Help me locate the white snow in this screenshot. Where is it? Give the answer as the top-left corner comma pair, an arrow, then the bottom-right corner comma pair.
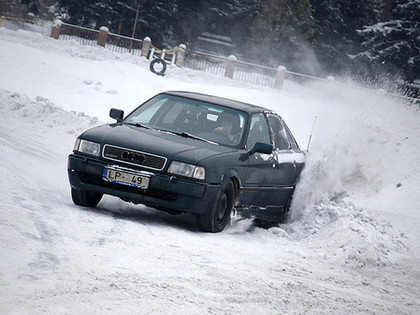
1,27 -> 420,314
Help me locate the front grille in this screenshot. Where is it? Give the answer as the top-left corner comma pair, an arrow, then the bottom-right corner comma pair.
103,145 -> 167,171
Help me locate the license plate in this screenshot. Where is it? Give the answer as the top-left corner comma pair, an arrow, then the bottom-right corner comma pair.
102,167 -> 150,189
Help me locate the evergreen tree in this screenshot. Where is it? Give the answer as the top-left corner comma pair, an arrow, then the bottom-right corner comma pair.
210,0 -> 263,54
131,0 -> 175,45
310,0 -> 381,76
53,0 -> 262,49
354,0 -> 420,84
168,0 -> 262,51
20,0 -> 40,15
247,0 -> 315,73
137,0 -> 262,49
0,0 -> 42,17
56,0 -> 177,46
56,0 -> 125,29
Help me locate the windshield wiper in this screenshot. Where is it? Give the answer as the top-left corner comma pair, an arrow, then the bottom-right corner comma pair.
125,122 -> 152,130
126,124 -> 218,145
161,130 -> 218,145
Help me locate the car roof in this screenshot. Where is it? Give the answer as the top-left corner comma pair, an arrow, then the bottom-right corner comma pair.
163,91 -> 271,114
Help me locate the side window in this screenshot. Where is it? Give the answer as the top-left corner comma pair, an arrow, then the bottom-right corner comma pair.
246,113 -> 271,149
267,114 -> 290,150
284,123 -> 299,149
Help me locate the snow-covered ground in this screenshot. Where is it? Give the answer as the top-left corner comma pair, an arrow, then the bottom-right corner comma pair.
1,28 -> 419,314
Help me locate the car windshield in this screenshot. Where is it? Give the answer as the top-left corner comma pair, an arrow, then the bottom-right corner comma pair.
124,94 -> 247,147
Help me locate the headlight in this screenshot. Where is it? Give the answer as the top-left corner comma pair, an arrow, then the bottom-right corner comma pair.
168,161 -> 206,180
74,139 -> 101,156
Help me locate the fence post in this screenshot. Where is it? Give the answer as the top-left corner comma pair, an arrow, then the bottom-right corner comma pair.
149,48 -> 155,60
224,55 -> 237,79
27,12 -> 35,22
50,20 -> 62,39
97,26 -> 108,47
141,36 -> 151,58
274,66 -> 287,89
175,44 -> 186,67
0,16 -> 6,28
170,52 -> 176,65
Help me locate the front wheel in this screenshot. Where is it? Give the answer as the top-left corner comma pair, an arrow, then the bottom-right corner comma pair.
198,180 -> 235,233
71,188 -> 103,207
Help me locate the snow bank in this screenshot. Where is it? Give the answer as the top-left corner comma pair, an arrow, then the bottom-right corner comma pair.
1,90 -> 98,131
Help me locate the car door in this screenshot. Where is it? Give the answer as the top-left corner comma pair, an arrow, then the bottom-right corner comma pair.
239,112 -> 278,207
267,113 -> 305,205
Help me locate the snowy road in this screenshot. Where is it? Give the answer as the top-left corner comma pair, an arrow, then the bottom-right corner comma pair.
1,28 -> 420,314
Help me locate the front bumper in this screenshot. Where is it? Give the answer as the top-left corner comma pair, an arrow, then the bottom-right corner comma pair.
67,154 -> 219,215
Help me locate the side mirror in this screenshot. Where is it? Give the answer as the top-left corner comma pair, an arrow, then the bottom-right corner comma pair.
240,142 -> 273,161
251,142 -> 273,155
110,108 -> 124,123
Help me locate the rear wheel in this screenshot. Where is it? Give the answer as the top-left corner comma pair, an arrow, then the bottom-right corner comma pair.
254,197 -> 292,229
71,188 -> 103,207
198,180 -> 235,233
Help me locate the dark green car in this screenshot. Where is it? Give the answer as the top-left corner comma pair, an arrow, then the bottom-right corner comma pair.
68,91 -> 305,232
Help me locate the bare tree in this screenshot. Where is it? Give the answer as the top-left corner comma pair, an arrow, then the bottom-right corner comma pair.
130,0 -> 149,50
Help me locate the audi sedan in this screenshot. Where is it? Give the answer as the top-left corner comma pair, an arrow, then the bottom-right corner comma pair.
67,91 -> 305,232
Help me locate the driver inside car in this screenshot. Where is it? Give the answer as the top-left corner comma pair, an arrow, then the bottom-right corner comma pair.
213,112 -> 241,144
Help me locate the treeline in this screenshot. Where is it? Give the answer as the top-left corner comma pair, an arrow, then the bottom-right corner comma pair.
2,0 -> 419,86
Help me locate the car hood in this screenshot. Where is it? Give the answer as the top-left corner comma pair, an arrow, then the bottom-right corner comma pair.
81,123 -> 237,165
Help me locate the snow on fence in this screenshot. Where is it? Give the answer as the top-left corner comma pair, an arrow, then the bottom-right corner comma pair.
184,51 -> 227,76
184,51 -> 303,91
234,60 -> 277,88
148,45 -> 181,65
1,16 -> 418,103
59,22 -> 99,46
0,16 -> 330,92
54,22 -> 179,63
106,32 -> 143,55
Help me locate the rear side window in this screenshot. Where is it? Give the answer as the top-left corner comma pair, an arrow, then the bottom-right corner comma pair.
284,123 -> 299,149
267,114 -> 290,150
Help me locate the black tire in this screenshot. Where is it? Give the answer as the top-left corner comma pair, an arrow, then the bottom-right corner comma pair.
149,58 -> 167,76
254,197 -> 292,229
71,188 -> 103,207
198,180 -> 235,233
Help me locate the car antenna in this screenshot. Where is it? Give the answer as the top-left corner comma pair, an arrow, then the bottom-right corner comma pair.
306,116 -> 317,151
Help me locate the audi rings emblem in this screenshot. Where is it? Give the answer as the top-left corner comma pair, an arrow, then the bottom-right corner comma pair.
122,151 -> 146,163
